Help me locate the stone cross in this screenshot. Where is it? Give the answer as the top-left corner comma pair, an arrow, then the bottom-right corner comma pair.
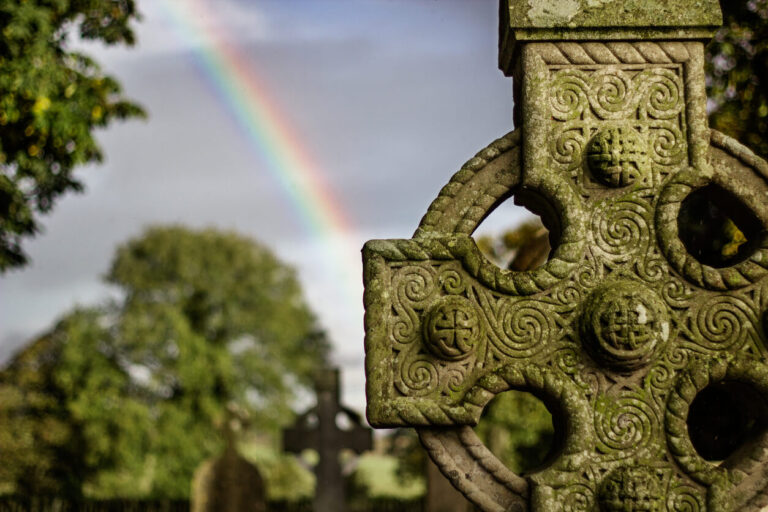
283,368 -> 372,512
363,1 -> 768,511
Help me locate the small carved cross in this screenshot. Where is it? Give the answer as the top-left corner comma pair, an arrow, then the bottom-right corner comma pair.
283,368 -> 372,512
363,1 -> 768,511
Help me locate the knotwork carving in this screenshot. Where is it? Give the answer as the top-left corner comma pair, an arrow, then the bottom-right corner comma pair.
423,295 -> 482,361
548,65 -> 686,196
598,466 -> 664,511
364,8 -> 768,510
581,281 -> 670,371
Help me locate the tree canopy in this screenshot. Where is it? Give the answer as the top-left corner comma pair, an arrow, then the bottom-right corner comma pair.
707,0 -> 768,158
0,0 -> 144,272
0,226 -> 329,498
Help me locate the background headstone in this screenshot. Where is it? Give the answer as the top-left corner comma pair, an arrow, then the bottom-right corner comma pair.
191,444 -> 266,512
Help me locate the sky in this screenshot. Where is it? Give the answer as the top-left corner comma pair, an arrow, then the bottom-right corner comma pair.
0,0 -> 531,412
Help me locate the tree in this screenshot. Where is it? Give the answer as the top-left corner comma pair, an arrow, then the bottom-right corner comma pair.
707,0 -> 768,158
0,309 -> 150,498
0,226 -> 330,498
0,0 -> 144,272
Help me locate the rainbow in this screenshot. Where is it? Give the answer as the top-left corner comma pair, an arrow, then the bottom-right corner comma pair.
156,0 -> 360,305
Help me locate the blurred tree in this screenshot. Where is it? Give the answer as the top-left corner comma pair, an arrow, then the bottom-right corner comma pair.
473,391 -> 554,474
0,0 -> 145,272
0,226 -> 329,498
707,0 -> 768,158
0,309 -> 150,498
476,220 -> 550,271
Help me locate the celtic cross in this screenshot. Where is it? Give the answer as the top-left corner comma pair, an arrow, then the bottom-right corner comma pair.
362,1 -> 768,511
283,368 -> 372,512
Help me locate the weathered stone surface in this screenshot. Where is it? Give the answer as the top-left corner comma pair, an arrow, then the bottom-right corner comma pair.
499,0 -> 723,74
363,1 -> 768,511
284,368 -> 372,512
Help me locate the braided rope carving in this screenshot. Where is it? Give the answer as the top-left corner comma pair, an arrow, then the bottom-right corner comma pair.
418,428 -> 522,512
535,41 -> 692,65
365,234 -> 580,296
414,364 -> 594,511
415,130 -> 521,237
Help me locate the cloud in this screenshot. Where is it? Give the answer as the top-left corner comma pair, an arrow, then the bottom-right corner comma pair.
0,0 -> 512,411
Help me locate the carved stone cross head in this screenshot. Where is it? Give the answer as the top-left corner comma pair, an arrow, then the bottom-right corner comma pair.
363,1 -> 768,511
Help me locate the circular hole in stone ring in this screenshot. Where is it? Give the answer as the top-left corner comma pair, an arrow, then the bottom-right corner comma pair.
655,131 -> 768,291
416,363 -> 593,512
677,184 -> 765,268
665,357 -> 768,487
687,380 -> 768,463
473,389 -> 557,475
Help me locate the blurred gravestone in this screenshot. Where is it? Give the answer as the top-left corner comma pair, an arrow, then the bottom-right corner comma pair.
192,410 -> 266,512
284,368 -> 372,512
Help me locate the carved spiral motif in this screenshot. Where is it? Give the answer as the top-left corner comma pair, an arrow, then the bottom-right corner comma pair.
692,295 -> 751,351
396,354 -> 438,397
391,265 -> 436,344
662,279 -> 694,309
589,69 -> 634,120
394,265 -> 435,305
592,199 -> 651,260
560,484 -> 595,512
423,296 -> 482,361
445,366 -> 466,392
438,265 -> 465,295
551,127 -> 586,165
648,349 -> 689,404
595,394 -> 657,453
550,71 -> 589,121
649,125 -> 685,166
639,69 -> 683,120
496,299 -> 552,355
553,346 -> 581,375
577,258 -> 602,289
553,283 -> 581,309
636,254 -> 666,284
667,485 -> 704,512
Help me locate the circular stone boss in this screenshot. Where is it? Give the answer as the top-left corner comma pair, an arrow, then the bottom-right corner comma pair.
586,126 -> 649,187
598,466 -> 663,512
580,281 -> 670,371
422,295 -> 482,361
